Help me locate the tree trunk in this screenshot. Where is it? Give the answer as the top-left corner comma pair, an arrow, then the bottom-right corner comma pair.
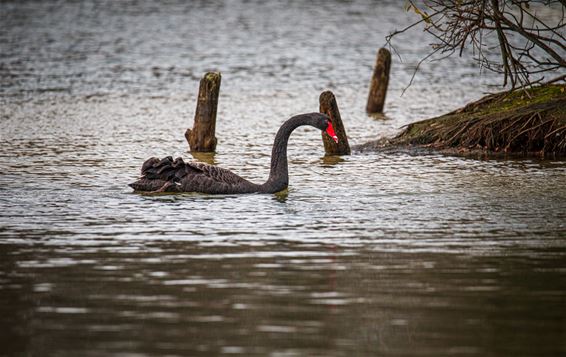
185,72 -> 221,152
320,91 -> 351,155
366,48 -> 391,114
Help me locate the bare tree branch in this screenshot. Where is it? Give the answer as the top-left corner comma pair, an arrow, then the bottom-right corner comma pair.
387,0 -> 566,90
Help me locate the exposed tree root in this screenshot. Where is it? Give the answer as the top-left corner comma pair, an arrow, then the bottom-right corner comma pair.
388,84 -> 566,157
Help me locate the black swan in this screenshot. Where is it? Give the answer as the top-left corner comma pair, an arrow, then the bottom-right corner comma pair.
129,112 -> 338,194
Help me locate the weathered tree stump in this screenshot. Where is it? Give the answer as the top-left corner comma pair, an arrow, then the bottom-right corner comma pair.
366,48 -> 391,114
185,72 -> 221,152
319,91 -> 351,155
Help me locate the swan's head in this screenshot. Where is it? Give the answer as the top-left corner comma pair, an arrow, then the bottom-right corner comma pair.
310,113 -> 338,143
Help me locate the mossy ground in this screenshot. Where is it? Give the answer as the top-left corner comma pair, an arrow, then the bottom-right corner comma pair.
389,84 -> 566,157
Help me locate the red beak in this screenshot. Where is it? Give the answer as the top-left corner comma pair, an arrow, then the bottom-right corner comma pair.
326,121 -> 339,143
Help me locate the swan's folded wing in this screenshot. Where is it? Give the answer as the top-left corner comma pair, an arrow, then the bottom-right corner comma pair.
142,157 -> 191,181
187,161 -> 250,186
175,161 -> 254,194
131,156 -> 254,193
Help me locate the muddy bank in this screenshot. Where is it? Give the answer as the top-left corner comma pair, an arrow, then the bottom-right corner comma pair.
356,84 -> 566,157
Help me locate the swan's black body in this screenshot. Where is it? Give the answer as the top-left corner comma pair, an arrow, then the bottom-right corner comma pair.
129,113 -> 334,194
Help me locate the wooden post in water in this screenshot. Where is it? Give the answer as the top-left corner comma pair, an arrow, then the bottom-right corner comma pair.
366,48 -> 391,114
320,91 -> 350,155
185,72 -> 221,152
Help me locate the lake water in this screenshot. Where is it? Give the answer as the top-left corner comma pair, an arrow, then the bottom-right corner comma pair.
1,0 -> 565,356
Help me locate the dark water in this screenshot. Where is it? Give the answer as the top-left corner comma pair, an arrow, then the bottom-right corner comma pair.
1,1 -> 566,356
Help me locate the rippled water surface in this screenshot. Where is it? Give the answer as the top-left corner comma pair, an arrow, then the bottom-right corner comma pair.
1,1 -> 566,356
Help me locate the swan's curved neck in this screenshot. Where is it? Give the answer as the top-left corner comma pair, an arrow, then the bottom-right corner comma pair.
259,115 -> 319,193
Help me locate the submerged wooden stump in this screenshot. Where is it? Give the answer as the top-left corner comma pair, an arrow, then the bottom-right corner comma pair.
366,48 -> 391,114
319,91 -> 350,155
185,72 -> 221,152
